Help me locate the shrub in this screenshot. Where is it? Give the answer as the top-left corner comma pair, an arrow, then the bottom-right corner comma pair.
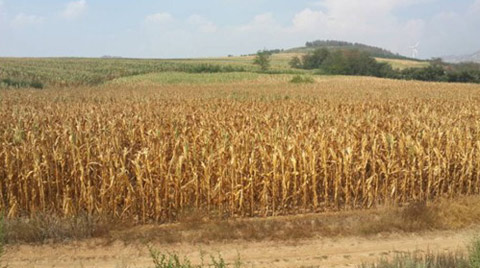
290,75 -> 315,83
400,65 -> 446,82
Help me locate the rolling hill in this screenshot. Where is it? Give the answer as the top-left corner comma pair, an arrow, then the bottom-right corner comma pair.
286,40 -> 411,60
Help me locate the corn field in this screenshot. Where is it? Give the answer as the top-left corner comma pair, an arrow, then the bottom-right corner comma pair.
0,58 -> 248,88
1,76 -> 480,223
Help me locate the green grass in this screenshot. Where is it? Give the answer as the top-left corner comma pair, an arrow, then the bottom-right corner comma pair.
110,72 -> 260,85
0,55 -> 428,89
204,53 -> 430,72
147,237 -> 480,268
360,237 -> 480,268
0,78 -> 44,89
148,246 -> 241,268
0,214 -> 6,268
469,237 -> 480,268
0,58 -> 247,88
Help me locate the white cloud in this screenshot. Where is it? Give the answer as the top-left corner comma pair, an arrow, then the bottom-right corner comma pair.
11,13 -> 44,27
144,12 -> 174,25
127,1 -> 480,58
237,13 -> 279,32
62,0 -> 87,20
291,8 -> 329,32
421,7 -> 480,57
281,0 -> 433,56
0,0 -> 6,21
472,0 -> 480,14
187,15 -> 217,33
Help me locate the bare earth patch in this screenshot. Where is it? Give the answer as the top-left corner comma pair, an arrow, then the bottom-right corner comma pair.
3,228 -> 478,268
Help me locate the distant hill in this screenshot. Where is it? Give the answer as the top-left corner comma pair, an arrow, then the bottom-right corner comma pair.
442,50 -> 480,63
286,40 -> 411,60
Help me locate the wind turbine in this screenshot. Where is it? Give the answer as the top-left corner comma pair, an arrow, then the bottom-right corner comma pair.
409,42 -> 420,58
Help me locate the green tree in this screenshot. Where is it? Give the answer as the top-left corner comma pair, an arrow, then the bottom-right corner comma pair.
253,50 -> 272,71
302,48 -> 330,69
320,50 -> 394,78
289,56 -> 302,69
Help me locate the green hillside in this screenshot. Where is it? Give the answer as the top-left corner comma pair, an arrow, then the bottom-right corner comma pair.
287,40 -> 411,60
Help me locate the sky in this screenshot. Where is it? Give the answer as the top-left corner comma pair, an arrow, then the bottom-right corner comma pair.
0,0 -> 479,59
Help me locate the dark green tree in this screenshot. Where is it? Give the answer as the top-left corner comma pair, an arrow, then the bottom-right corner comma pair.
321,50 -> 395,77
253,50 -> 272,71
289,56 -> 302,69
302,48 -> 330,69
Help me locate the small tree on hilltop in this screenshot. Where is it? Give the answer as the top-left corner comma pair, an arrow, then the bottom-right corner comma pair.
253,50 -> 272,71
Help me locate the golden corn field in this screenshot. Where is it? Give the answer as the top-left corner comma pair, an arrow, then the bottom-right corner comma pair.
1,74 -> 480,223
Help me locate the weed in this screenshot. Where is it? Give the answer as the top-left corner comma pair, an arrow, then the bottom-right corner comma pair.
148,246 -> 239,268
0,214 -> 7,268
359,238 -> 480,268
468,236 -> 480,268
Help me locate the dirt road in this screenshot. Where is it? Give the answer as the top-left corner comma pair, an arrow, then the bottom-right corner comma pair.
3,228 -> 478,268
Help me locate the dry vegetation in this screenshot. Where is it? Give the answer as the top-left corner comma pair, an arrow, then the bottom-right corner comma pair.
1,74 -> 480,228
375,58 -> 430,70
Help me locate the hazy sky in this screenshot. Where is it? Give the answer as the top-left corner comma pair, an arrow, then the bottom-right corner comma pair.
0,0 -> 479,58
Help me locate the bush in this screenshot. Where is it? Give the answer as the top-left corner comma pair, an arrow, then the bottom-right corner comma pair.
400,65 -> 446,82
399,60 -> 480,83
290,75 -> 315,83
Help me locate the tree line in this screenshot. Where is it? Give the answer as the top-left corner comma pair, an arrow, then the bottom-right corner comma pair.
287,48 -> 480,84
304,40 -> 407,59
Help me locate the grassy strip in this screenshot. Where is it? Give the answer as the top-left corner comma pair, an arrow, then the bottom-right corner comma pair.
144,237 -> 480,268
0,78 -> 43,89
359,237 -> 480,268
3,196 -> 480,245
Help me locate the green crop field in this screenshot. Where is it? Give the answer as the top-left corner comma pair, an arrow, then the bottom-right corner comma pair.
0,54 -> 429,90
